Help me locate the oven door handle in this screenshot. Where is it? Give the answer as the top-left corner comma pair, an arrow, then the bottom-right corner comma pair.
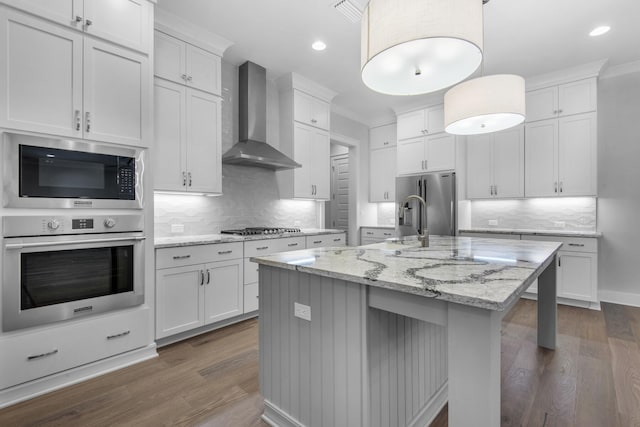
5,236 -> 146,250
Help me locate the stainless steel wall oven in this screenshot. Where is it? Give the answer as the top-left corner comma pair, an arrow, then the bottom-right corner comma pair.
3,132 -> 144,209
2,215 -> 145,332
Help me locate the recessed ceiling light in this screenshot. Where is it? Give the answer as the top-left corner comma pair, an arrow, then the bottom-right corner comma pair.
589,26 -> 610,37
312,41 -> 326,51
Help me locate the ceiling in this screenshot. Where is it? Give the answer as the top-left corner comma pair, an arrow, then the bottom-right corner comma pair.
157,0 -> 640,126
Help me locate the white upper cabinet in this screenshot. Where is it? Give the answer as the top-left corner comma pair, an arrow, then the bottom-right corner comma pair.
3,0 -> 151,53
525,112 -> 596,197
0,7 -> 149,146
466,126 -> 524,199
369,146 -> 396,202
293,89 -> 330,130
287,122 -> 330,199
525,78 -> 596,122
397,105 -> 444,140
154,30 -> 222,96
154,79 -> 222,194
370,122 -> 397,150
396,133 -> 456,176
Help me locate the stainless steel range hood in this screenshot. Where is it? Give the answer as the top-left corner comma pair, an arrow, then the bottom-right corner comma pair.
222,61 -> 301,171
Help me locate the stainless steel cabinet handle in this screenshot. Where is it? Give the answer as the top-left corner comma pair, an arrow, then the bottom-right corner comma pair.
181,74 -> 187,81
27,349 -> 58,361
558,257 -> 561,267
188,172 -> 192,187
257,246 -> 269,250
383,141 -> 389,145
85,112 -> 91,132
553,110 -> 558,115
206,269 -> 211,284
75,15 -> 83,23
75,109 -> 81,131
490,186 -> 494,196
200,270 -> 205,286
6,236 -> 145,249
183,171 -> 187,186
333,238 -> 341,241
313,240 -> 322,244
187,76 -> 193,82
383,233 -> 392,236
494,185 -> 498,196
568,243 -> 585,247
218,250 -> 232,255
107,330 -> 130,340
288,243 -> 298,247
311,118 -> 317,124
172,254 -> 191,260
366,232 -> 373,235
554,181 -> 558,193
558,109 -> 563,114
85,19 -> 92,27
559,181 -> 563,193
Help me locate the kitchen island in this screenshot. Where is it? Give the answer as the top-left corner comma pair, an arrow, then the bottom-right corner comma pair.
252,236 -> 562,427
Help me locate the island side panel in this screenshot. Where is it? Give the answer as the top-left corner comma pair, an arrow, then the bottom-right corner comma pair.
259,266 -> 367,427
368,308 -> 448,427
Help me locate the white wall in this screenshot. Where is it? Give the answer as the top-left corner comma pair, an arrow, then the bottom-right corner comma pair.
597,69 -> 640,305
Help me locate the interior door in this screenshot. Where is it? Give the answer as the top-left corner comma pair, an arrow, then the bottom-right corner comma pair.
329,155 -> 350,236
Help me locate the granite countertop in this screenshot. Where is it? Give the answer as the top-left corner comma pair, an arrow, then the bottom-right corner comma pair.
155,228 -> 345,248
459,228 -> 602,238
251,236 -> 562,311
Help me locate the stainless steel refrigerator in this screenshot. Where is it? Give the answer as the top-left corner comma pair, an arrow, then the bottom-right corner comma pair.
396,172 -> 457,238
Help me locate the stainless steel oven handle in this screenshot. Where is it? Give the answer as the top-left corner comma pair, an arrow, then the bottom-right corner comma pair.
5,236 -> 146,250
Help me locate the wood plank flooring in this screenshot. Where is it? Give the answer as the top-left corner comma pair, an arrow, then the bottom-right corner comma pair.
1,300 -> 640,426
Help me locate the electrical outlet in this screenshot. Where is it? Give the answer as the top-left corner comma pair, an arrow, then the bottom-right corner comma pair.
294,302 -> 311,321
553,221 -> 566,228
488,219 -> 498,226
171,223 -> 185,233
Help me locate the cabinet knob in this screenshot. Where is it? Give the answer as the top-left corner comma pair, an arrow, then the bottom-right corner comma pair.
85,19 -> 93,27
75,110 -> 81,131
311,118 -> 318,124
75,15 -> 83,23
85,111 -> 91,132
558,109 -> 563,114
187,75 -> 193,82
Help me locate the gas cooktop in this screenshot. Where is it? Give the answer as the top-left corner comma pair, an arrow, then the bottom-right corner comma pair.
220,227 -> 302,236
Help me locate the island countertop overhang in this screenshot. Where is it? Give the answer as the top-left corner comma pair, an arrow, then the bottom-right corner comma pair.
251,236 -> 562,311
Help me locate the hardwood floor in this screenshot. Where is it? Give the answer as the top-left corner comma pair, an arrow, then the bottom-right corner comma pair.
1,300 -> 640,426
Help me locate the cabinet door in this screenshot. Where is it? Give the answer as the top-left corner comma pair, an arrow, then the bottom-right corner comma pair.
558,79 -> 596,117
397,109 -> 425,140
294,90 -> 329,130
557,252 -> 597,301
310,127 -> 330,199
425,133 -> 455,172
83,0 -> 150,53
525,86 -> 558,122
525,119 -> 558,197
370,146 -> 397,202
558,113 -> 596,196
466,134 -> 493,199
397,136 -> 426,175
0,9 -> 83,137
156,265 -> 205,339
186,44 -> 221,96
370,123 -> 397,150
310,95 -> 330,130
204,259 -> 243,324
292,123 -> 314,198
492,126 -> 525,198
185,89 -> 222,193
426,104 -> 445,134
1,0 -> 78,29
83,38 -> 148,146
244,282 -> 259,313
154,79 -> 187,191
154,30 -> 186,84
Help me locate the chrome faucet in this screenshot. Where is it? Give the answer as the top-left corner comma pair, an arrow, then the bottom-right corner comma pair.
398,194 -> 429,247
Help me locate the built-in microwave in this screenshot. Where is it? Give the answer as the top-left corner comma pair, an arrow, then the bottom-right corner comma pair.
3,132 -> 144,209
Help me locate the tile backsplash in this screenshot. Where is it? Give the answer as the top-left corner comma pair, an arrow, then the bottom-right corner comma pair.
470,197 -> 597,231
154,165 -> 318,237
377,202 -> 396,226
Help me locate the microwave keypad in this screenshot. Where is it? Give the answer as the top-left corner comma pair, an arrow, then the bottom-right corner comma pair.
119,168 -> 135,194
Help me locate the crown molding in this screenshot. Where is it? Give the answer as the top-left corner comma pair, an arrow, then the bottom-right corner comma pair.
276,73 -> 337,102
600,60 -> 640,79
155,9 -> 233,57
525,59 -> 608,91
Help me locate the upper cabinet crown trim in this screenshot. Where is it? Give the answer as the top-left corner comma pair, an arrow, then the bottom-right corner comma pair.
525,59 -> 608,92
155,9 -> 233,57
276,72 -> 337,102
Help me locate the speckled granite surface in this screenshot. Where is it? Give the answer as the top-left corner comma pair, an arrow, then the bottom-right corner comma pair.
252,236 -> 562,311
155,229 -> 345,248
459,228 -> 602,238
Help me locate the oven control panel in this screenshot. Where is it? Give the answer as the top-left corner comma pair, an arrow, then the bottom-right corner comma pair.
2,215 -> 143,237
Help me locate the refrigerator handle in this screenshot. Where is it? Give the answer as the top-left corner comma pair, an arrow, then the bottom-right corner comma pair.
417,178 -> 423,234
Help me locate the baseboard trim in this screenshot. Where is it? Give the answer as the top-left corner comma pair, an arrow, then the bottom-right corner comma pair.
262,400 -> 304,427
0,344 -> 157,409
155,312 -> 258,347
408,381 -> 448,427
599,290 -> 640,308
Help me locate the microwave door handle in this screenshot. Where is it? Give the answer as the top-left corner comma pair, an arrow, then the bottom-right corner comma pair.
5,236 -> 146,250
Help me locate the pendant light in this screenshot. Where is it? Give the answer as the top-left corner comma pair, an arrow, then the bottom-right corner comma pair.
360,0 -> 483,96
444,2 -> 525,135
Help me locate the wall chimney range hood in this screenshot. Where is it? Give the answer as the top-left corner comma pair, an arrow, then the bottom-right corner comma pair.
222,61 -> 301,171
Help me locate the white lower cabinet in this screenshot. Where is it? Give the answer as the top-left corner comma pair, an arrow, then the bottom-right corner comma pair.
0,307 -> 150,390
155,242 -> 243,339
360,227 -> 396,245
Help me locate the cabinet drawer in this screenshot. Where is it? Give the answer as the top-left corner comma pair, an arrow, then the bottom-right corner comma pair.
522,235 -> 597,253
460,232 -> 521,240
0,308 -> 149,390
156,242 -> 243,268
244,282 -> 259,313
244,236 -> 306,258
361,227 -> 395,240
306,233 -> 346,248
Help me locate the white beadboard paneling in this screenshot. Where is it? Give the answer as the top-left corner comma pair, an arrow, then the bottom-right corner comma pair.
470,197 -> 596,232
